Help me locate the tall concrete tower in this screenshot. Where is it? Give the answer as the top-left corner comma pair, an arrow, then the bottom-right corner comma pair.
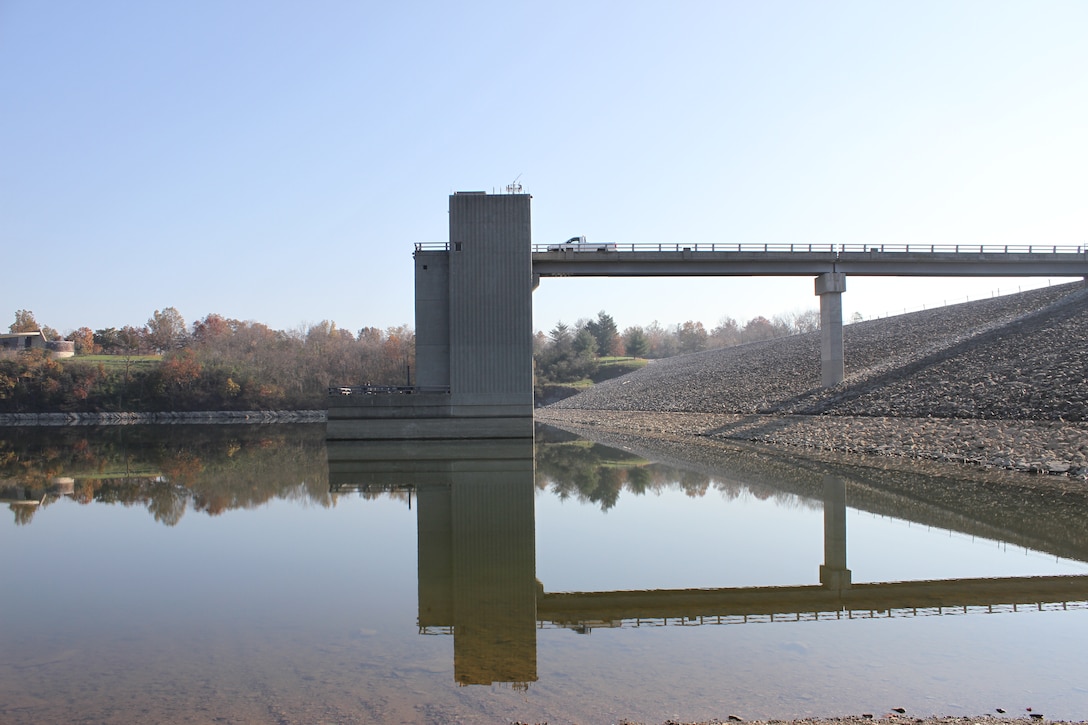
329,192 -> 535,440
409,192 -> 534,433
447,192 -> 533,412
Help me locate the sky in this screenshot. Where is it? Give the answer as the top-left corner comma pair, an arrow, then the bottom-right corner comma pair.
2,1 -> 1086,338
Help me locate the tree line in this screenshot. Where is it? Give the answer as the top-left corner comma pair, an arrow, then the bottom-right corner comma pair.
534,309 -> 820,384
1,308 -> 413,412
2,305 -> 819,412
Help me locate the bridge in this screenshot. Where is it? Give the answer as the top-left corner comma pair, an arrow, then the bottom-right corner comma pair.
528,241 -> 1088,277
327,192 -> 1086,440
530,240 -> 1085,389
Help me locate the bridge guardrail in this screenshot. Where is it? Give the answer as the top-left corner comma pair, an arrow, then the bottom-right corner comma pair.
417,242 -> 1086,255
532,243 -> 1087,255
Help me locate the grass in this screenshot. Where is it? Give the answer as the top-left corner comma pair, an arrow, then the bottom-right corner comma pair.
592,356 -> 648,383
74,464 -> 163,480
64,354 -> 162,371
598,356 -> 649,369
537,357 -> 650,393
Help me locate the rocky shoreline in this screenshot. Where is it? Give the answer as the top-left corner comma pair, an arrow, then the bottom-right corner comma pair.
536,408 -> 1088,478
544,282 -> 1088,480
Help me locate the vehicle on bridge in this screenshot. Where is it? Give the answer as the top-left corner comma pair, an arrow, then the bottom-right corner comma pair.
547,235 -> 617,252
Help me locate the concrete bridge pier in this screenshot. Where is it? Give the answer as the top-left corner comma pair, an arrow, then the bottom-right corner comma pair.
816,272 -> 846,387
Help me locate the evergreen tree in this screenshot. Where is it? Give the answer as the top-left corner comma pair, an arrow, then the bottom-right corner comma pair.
623,326 -> 648,357
584,311 -> 619,356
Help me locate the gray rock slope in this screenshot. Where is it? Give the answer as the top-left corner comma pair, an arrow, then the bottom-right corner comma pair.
548,281 -> 1088,421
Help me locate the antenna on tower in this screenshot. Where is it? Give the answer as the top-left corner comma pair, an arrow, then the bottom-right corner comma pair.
505,174 -> 523,194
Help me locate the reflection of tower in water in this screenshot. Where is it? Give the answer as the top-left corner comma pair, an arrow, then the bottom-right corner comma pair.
417,458 -> 537,686
328,438 -> 538,687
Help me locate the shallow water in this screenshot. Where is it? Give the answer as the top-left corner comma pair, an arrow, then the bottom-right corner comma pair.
1,424 -> 1086,724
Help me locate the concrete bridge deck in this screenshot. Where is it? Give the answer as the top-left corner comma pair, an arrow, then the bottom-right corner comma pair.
414,240 -> 1088,277
529,242 -> 1088,277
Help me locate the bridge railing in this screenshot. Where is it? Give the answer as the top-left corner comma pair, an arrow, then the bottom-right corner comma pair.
529,242 -> 1087,255
417,241 -> 1086,254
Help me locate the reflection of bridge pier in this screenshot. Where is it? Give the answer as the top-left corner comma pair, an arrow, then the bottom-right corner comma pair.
820,474 -> 851,589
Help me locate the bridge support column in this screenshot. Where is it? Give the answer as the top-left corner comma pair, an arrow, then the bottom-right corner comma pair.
819,474 -> 852,590
815,272 -> 846,387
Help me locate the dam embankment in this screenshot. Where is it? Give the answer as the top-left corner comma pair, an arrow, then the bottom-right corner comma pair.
538,281 -> 1088,476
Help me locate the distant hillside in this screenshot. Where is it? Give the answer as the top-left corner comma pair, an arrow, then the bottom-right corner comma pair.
548,281 -> 1088,422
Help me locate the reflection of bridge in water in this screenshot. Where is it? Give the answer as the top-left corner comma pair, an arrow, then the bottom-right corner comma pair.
327,435 -> 1088,686
537,575 -> 1088,633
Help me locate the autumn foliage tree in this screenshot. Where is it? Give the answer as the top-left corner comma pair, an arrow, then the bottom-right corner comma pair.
7,309 -> 59,340
0,307 -> 423,413
69,327 -> 97,354
9,309 -> 39,333
156,349 -> 202,406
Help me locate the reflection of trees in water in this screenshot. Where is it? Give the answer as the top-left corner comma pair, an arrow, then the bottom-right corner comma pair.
543,424 -> 1088,563
147,482 -> 189,526
534,440 -> 640,510
533,438 -> 816,512
0,425 -> 329,525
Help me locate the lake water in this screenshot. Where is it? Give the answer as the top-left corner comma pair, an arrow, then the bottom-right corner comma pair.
2,423 -> 1087,724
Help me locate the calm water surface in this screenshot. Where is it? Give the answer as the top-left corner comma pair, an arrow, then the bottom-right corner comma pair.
2,424 -> 1086,724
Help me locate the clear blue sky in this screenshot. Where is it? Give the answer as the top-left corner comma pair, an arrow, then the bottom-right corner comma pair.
3,1 -> 1085,337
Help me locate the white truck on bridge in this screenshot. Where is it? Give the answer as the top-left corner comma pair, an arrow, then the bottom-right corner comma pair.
547,236 -> 617,252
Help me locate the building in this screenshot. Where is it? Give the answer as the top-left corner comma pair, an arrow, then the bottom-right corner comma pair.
0,331 -> 75,358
